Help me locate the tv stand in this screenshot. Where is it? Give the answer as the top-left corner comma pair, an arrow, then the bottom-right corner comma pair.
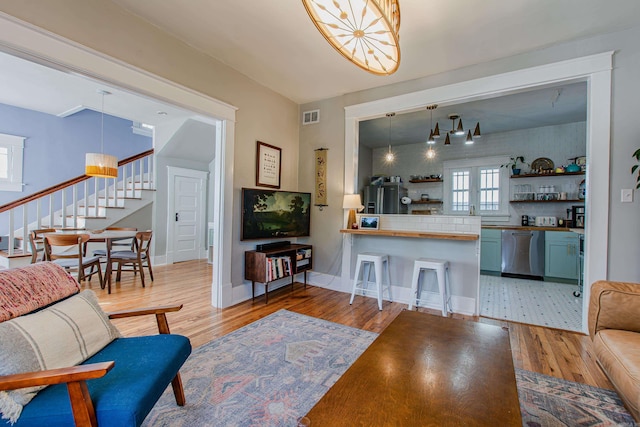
245,244 -> 312,304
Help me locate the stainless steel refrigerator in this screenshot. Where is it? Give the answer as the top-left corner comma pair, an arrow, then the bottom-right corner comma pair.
363,183 -> 408,214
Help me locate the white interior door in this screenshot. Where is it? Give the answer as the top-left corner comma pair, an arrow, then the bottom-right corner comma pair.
168,167 -> 208,264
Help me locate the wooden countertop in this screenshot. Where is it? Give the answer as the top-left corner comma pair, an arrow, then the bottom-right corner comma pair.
482,225 -> 576,232
340,229 -> 478,241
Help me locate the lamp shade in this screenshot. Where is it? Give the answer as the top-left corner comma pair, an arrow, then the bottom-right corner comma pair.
343,194 -> 363,209
302,0 -> 400,75
85,153 -> 118,178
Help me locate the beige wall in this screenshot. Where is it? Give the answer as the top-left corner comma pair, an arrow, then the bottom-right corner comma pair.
0,1 -> 300,291
300,25 -> 640,283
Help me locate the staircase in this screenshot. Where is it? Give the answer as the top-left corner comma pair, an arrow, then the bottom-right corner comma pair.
0,150 -> 155,269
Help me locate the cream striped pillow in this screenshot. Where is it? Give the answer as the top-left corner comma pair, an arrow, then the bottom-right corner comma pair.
0,290 -> 121,423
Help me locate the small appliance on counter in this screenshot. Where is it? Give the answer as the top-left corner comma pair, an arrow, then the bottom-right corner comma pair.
521,215 -> 529,226
573,205 -> 585,228
535,216 -> 557,227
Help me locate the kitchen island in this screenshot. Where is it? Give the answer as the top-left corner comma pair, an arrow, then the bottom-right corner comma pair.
341,215 -> 481,315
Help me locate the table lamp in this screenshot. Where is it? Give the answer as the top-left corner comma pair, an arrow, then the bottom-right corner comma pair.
343,194 -> 363,229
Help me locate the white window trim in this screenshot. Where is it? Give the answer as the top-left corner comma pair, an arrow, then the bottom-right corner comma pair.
443,156 -> 510,219
0,133 -> 25,192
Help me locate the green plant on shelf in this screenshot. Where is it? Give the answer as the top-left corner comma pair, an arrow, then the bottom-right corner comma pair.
501,156 -> 528,175
632,148 -> 640,189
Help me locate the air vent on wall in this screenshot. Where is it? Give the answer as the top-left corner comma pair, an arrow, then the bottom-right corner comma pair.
302,109 -> 320,125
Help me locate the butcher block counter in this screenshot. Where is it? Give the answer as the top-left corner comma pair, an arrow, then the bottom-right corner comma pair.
482,225 -> 573,232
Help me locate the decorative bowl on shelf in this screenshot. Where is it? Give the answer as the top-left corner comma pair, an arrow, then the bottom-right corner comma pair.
565,164 -> 581,173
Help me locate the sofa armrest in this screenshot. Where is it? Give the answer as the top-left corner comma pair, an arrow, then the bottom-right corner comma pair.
107,304 -> 183,334
0,362 -> 114,427
588,280 -> 640,339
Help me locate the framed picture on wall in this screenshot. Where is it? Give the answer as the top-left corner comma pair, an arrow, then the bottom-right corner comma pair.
256,141 -> 281,188
359,216 -> 380,230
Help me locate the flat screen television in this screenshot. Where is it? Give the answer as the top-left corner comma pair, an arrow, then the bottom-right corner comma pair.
241,188 -> 311,240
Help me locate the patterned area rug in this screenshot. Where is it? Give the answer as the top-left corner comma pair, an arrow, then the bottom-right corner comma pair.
517,369 -> 636,426
142,310 -> 377,426
144,310 -> 636,426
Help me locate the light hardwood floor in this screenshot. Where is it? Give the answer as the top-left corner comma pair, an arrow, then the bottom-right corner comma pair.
82,260 -> 612,390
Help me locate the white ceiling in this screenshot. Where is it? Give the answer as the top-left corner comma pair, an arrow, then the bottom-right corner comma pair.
110,0 -> 640,104
0,51 -> 194,126
359,82 -> 587,148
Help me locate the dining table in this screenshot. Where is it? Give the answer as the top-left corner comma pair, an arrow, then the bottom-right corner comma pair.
48,229 -> 138,294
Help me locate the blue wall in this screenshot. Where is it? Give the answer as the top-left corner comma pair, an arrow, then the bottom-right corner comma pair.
0,102 -> 152,206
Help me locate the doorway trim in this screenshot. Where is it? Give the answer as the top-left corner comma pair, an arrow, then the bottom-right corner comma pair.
344,52 -> 613,333
0,13 -> 237,308
166,167 -> 208,265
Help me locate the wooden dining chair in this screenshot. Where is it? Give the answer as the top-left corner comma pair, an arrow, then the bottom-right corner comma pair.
28,228 -> 56,263
110,231 -> 154,287
92,227 -> 138,258
44,233 -> 104,286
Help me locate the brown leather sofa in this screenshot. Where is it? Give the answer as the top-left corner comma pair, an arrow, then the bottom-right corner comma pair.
588,280 -> 640,422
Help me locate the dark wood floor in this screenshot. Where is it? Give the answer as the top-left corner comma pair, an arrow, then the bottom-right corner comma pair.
82,259 -> 612,390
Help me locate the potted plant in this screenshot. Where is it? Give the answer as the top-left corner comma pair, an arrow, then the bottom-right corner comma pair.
632,148 -> 640,189
502,156 -> 528,175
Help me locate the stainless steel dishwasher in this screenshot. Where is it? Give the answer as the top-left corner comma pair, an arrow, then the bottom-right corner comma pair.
501,230 -> 545,279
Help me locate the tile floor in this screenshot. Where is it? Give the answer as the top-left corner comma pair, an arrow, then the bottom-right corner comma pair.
479,274 -> 583,332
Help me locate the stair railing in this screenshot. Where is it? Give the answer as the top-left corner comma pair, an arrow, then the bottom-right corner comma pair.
0,149 -> 154,257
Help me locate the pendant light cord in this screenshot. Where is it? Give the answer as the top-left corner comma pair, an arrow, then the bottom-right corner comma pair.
100,91 -> 105,154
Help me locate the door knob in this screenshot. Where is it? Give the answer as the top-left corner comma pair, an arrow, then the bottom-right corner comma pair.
175,213 -> 179,222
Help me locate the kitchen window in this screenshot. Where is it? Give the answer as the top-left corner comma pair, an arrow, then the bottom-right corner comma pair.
0,133 -> 25,192
443,156 -> 510,219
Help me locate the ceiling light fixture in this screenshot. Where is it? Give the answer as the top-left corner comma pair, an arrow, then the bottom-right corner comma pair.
426,104 -> 438,144
436,113 -> 481,146
426,147 -> 436,159
301,0 -> 401,75
85,90 -> 118,178
384,112 -> 395,163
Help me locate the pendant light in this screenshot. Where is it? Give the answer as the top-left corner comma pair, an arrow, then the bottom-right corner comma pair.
426,105 -> 438,144
465,130 -> 474,145
301,0 -> 401,75
473,122 -> 482,138
85,90 -> 118,178
384,112 -> 395,163
444,133 -> 451,146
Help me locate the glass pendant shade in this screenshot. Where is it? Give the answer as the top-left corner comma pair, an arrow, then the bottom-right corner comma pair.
455,119 -> 465,135
444,134 -> 451,145
301,0 -> 401,75
85,153 -> 118,178
427,130 -> 435,144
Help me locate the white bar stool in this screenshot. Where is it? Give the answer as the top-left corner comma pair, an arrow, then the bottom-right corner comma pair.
408,258 -> 451,316
349,252 -> 392,310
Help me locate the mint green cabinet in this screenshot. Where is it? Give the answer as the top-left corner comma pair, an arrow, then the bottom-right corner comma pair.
545,231 -> 579,281
481,228 -> 502,273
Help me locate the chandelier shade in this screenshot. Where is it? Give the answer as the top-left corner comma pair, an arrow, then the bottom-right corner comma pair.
85,153 -> 118,178
301,0 -> 401,75
86,90 -> 118,179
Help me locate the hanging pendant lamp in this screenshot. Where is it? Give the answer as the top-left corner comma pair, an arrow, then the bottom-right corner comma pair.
426,105 -> 438,144
384,112 -> 395,162
85,90 -> 118,178
473,122 -> 482,138
301,0 -> 401,75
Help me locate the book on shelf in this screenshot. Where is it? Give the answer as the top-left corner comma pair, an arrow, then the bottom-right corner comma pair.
265,255 -> 292,281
